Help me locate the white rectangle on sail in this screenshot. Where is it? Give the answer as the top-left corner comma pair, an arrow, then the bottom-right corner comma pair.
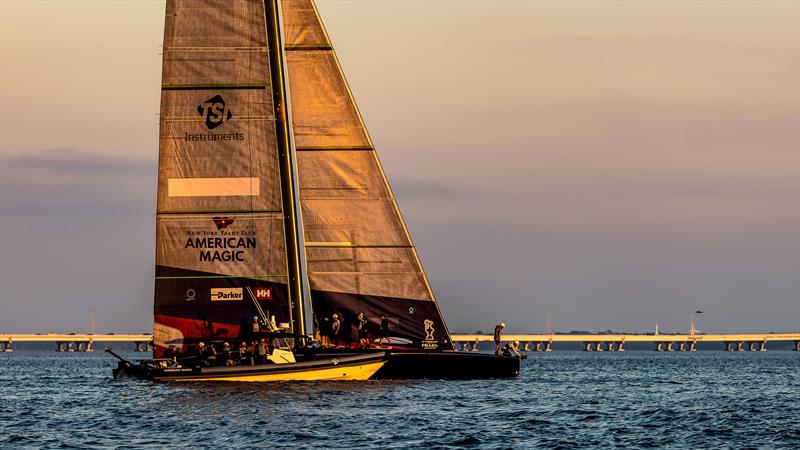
168,178 -> 259,197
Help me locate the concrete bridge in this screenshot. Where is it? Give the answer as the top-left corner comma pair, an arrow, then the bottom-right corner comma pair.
450,333 -> 800,352
2,332 -> 799,353
0,334 -> 154,352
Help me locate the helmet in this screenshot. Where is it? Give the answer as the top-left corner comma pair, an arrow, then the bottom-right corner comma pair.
333,314 -> 339,319
253,316 -> 259,321
198,342 -> 205,346
500,322 -> 506,328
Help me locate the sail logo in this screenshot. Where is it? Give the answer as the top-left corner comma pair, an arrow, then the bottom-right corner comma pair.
423,319 -> 435,341
210,287 -> 243,301
212,217 -> 234,230
422,319 -> 438,350
197,95 -> 233,130
254,287 -> 272,301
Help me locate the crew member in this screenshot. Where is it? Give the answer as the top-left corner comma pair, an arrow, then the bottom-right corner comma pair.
195,342 -> 209,366
501,340 -> 521,358
238,341 -> 249,365
319,314 -> 331,348
258,338 -> 269,364
220,342 -> 234,366
494,322 -> 506,355
162,345 -> 177,359
246,341 -> 257,366
357,313 -> 369,349
331,314 -> 341,348
203,341 -> 217,366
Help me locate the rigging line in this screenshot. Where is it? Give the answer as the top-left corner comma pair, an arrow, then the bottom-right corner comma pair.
246,287 -> 269,324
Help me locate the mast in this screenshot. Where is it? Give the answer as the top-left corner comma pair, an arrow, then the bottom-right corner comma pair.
264,0 -> 308,340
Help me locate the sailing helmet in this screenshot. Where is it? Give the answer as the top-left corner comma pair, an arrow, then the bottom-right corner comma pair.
500,322 -> 506,328
333,314 -> 339,319
198,342 -> 205,347
253,316 -> 259,321
223,342 -> 230,347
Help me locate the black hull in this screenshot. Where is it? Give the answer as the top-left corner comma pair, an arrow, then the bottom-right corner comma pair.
375,351 -> 520,379
315,349 -> 521,379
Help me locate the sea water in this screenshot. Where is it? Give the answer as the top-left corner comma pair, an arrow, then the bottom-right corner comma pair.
1,351 -> 798,449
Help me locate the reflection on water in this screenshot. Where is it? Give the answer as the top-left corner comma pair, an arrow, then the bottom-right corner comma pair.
1,351 -> 798,448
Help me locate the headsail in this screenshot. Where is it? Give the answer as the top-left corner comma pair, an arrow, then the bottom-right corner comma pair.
282,0 -> 454,350
154,0 -> 291,356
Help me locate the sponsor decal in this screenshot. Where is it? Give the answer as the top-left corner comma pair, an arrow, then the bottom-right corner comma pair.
198,94 -> 232,130
211,287 -> 244,301
185,288 -> 196,302
182,218 -> 256,262
212,217 -> 235,230
422,319 -> 439,350
184,94 -> 244,141
424,319 -> 435,341
408,307 -> 415,315
254,287 -> 272,301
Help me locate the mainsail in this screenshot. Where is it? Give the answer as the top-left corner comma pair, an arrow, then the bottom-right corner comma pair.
153,0 -> 453,354
153,0 -> 293,355
282,0 -> 453,350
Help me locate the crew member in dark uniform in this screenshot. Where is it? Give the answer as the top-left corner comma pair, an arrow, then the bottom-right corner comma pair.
494,322 -> 506,355
331,314 -> 341,348
357,313 -> 369,349
220,342 -> 233,366
203,341 -> 217,366
162,345 -> 177,359
194,342 -> 208,366
319,314 -> 331,348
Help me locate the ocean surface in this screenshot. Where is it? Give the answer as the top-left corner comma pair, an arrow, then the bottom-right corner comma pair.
1,350 -> 798,449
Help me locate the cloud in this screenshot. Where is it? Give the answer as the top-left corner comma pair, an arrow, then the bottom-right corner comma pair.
0,148 -> 155,218
4,148 -> 153,176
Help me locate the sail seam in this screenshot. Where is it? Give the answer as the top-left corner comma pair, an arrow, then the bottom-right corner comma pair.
156,275 -> 288,279
157,209 -> 282,215
165,47 -> 267,51
304,244 -> 413,249
285,43 -> 332,51
162,83 -> 269,90
295,145 -> 373,151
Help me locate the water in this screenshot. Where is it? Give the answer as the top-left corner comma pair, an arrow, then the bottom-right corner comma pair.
1,351 -> 798,449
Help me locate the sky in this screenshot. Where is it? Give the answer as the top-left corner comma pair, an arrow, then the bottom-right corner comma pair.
1,0 -> 798,335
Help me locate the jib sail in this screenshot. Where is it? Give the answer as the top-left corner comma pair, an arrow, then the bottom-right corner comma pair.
281,0 -> 454,350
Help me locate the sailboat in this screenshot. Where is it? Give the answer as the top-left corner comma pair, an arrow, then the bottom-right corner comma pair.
111,0 -> 519,381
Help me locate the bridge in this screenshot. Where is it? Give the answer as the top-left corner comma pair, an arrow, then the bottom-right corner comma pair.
2,332 -> 799,353
450,333 -> 800,352
0,334 -> 154,352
